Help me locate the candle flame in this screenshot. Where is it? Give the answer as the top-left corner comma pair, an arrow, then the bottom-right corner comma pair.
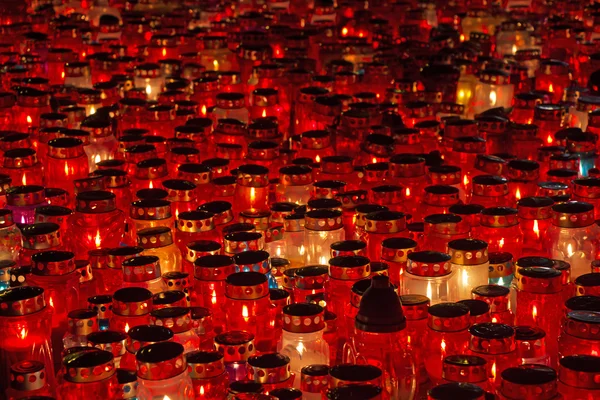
461,269 -> 469,287
162,48 -> 167,57
201,105 -> 207,116
426,281 -> 432,300
441,338 -> 446,352
498,237 -> 504,250
533,219 -> 540,238
512,44 -> 517,54
94,229 -> 101,248
213,60 -> 219,71
515,187 -> 521,201
61,71 -> 65,79
547,134 -> 553,144
497,276 -> 505,286
200,386 -> 205,395
242,305 -> 249,318
149,180 -> 154,189
405,187 -> 411,197
64,162 -> 69,176
124,323 -> 130,333
21,174 -> 27,186
460,34 -> 465,42
250,187 -> 256,203
262,109 -> 267,118
90,105 -> 96,115
463,174 -> 469,186
549,83 -> 554,93
49,297 -> 54,308
26,115 -> 32,125
567,243 -> 574,257
145,84 -> 152,96
18,327 -> 28,340
315,155 -> 321,163
94,154 -> 101,165
492,316 -> 498,323
211,290 -> 217,305
491,362 -> 497,379
163,396 -> 171,400
489,90 -> 497,106
342,27 -> 348,36
532,305 -> 537,322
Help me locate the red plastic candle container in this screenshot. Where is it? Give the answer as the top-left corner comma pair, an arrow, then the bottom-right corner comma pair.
470,175 -> 511,209
6,360 -> 53,400
182,240 -> 221,277
87,330 -> 128,369
476,207 -> 522,257
441,355 -> 491,393
163,179 -> 198,219
467,323 -> 517,389
388,154 -> 426,216
506,159 -> 540,200
6,185 -> 46,225
187,350 -> 229,400
422,302 -> 471,382
120,324 -> 174,372
136,226 -> 182,275
401,294 -> 430,384
575,273 -> 600,297
14,88 -> 52,133
423,214 -> 471,253
215,330 -> 257,383
558,354 -> 600,398
535,60 -> 571,104
247,353 -> 294,394
132,158 -> 168,193
109,287 -> 153,335
472,284 -> 513,325
515,266 -> 564,367
150,307 -> 200,354
3,148 -> 43,187
128,199 -> 174,244
46,137 -> 89,194
364,211 -> 408,262
224,272 -> 273,352
518,197 -> 554,257
534,104 -> 568,146
499,364 -> 559,400
558,310 -> 600,359
122,255 -> 167,295
300,364 -> 329,399
56,348 -> 119,400
299,131 -> 335,164
0,287 -> 55,391
276,165 -> 313,205
234,164 -> 270,214
294,87 -> 329,135
175,211 -> 219,262
381,237 -> 418,286
152,290 -> 189,310
514,325 -> 550,366
293,265 -> 329,304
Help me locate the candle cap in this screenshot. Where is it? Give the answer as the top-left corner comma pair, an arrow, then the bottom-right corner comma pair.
500,365 -> 557,400
336,190 -> 368,210
448,239 -> 489,265
234,250 -> 270,274
400,294 -> 430,321
236,164 -> 269,187
305,209 -> 343,231
10,360 -> 47,392
75,190 -> 116,213
137,226 -> 174,249
355,275 -> 406,333
47,137 -> 84,158
327,384 -> 383,399
427,302 -> 470,332
279,165 -> 312,186
517,196 -> 554,219
445,119 -> 478,139
330,240 -> 367,258
162,271 -> 190,292
112,287 -> 152,316
67,309 -> 98,336
514,325 -> 546,361
480,207 -> 519,228
270,202 -> 298,222
329,364 -> 382,387
215,330 -> 256,362
88,294 -> 112,320
31,250 -> 75,276
507,159 -> 540,182
559,355 -> 600,390
186,351 -> 226,379
407,251 -> 452,277
21,222 -> 61,250
573,178 -> 600,199
194,255 -> 235,281
106,246 -> 143,269
283,213 -> 305,232
199,201 -> 234,226
516,267 -> 563,294
452,136 -> 486,154
328,256 -> 371,281
87,330 -> 128,358
469,322 -> 515,354
472,285 -> 510,312
63,349 -> 115,383
150,306 -> 192,333
135,158 -> 168,180
117,368 -> 138,399
459,300 -> 491,324
93,169 -> 129,188
428,382 -> 484,400
389,154 -> 426,178
428,165 -> 461,185
364,210 -> 406,233
294,265 -> 329,290
238,209 -> 271,231
283,303 -> 325,333
225,271 -> 269,300
312,180 -> 346,200
122,255 -> 161,282
177,210 -> 215,233
380,237 -> 417,263
364,163 -> 389,183
563,311 -> 600,340
136,341 -> 186,381
320,156 -> 353,174
424,214 -> 470,235
442,355 -> 488,384
185,240 -> 221,263
308,198 -> 342,212
247,353 -> 291,384
153,290 -> 188,310
301,364 -> 329,393
472,175 -> 509,197
177,163 -> 212,185
126,324 -> 174,354
129,199 -> 172,220
551,200 -> 596,228
6,185 -> 45,206
3,148 -> 38,168
224,232 -> 264,254
73,175 -> 107,195
162,179 -> 197,202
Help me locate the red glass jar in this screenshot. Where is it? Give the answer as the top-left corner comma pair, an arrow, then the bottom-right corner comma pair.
293,265 -> 328,304
472,284 -> 513,325
246,353 -> 294,394
163,179 -> 198,219
109,287 -> 153,335
518,196 -> 554,257
120,324 -> 174,372
122,255 -> 167,295
467,323 -> 517,389
175,211 -> 219,265
46,137 -> 89,196
298,130 -> 335,164
6,185 -> 46,225
0,287 -> 55,391
14,88 -> 52,133
476,207 -> 522,257
423,214 -> 471,253
3,148 -> 44,187
388,154 -> 427,217
127,199 -> 174,245
422,302 -> 471,383
381,238 -> 417,286
177,163 -> 213,205
150,307 -> 199,354
215,330 -> 257,383
234,164 -> 270,214
87,330 -> 128,369
187,350 -> 229,399
6,359 -> 54,400
70,191 -> 126,259
19,222 -> 63,267
558,354 -> 600,398
364,210 -> 408,262
470,175 -> 511,209
515,266 -> 564,368
132,158 -> 168,193
514,325 -> 550,366
498,364 -> 559,400
56,348 -> 119,400
506,159 -> 540,200
137,227 -> 182,275
558,310 -> 600,359
441,355 -> 491,394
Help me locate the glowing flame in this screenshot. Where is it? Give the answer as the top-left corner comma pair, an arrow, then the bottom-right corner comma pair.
124,323 -> 130,333
242,305 -> 249,319
491,362 -> 497,379
372,157 -> 377,164
315,155 -> 321,163
498,238 -> 505,250
94,229 -> 101,248
489,90 -> 497,106
262,109 -> 267,118
342,27 -> 348,36
567,243 -> 574,257
548,83 -> 554,93
426,281 -> 432,300
463,174 -> 469,186
250,187 -> 256,203
441,338 -> 446,353
201,105 -> 207,116
145,84 -> 152,96
460,34 -> 465,42
21,174 -> 27,186
497,276 -> 505,286
299,245 -> 305,256
200,386 -> 205,396
89,105 -> 96,115
296,342 -> 305,354
405,187 -> 411,197
319,256 -> 328,265
163,396 -> 171,400
512,44 -> 517,54
492,316 -> 498,323
213,60 -> 219,71
49,297 -> 54,308
532,305 -> 538,322
26,115 -> 32,125
162,48 -> 167,57
64,162 -> 70,176
94,154 -> 101,165
515,187 -> 521,201
533,219 -> 540,238
211,290 -> 217,305
18,327 -> 28,340
149,180 -> 154,189
61,71 -> 65,79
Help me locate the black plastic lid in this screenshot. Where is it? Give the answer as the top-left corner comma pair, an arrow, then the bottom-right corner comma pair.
355,276 -> 406,333
472,285 -> 510,297
428,382 -> 484,400
326,384 -> 383,399
565,295 -> 600,312
500,364 -> 556,385
469,322 -> 514,339
559,355 -> 600,373
270,388 -> 303,399
228,380 -> 263,393
136,341 -> 184,363
458,300 -> 490,317
329,364 -> 382,381
574,273 -> 600,287
301,364 -> 329,376
516,256 -> 554,268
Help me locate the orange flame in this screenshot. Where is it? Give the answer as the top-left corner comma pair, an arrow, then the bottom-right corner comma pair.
201,105 -> 207,116
492,316 -> 498,323
149,180 -> 154,189
315,155 -> 321,163
94,229 -> 101,248
463,174 -> 469,186
199,386 -> 205,396
533,219 -> 540,238
498,238 -> 505,250
211,290 -> 217,305
18,327 -> 28,340
26,115 -> 32,125
162,48 -> 167,57
547,134 -> 553,144
532,305 -> 537,321
342,27 -> 348,36
515,187 -> 521,201
124,323 -> 130,333
440,338 -> 446,353
405,187 -> 411,197
491,362 -> 497,380
242,305 -> 249,319
21,174 -> 27,186
49,297 -> 54,308
262,109 -> 267,118
548,83 -> 554,93
61,71 -> 65,79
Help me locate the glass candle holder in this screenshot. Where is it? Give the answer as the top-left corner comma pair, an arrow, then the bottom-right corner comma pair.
472,284 -> 513,325
276,165 -> 312,205
0,209 -> 22,262
128,199 -> 174,244
304,209 -> 344,265
423,214 -> 471,253
292,265 -> 328,305
88,294 -> 113,332
46,137 -> 89,196
282,214 -> 306,270
476,207 -> 522,258
507,159 -> 540,200
299,364 -> 329,400
135,341 -> 194,400
472,69 -> 514,116
63,308 -> 98,351
388,154 -> 426,217
545,201 -> 600,279
162,179 -> 198,219
470,175 -> 511,209
56,348 -> 119,400
186,350 -> 229,400
499,364 -> 559,400
122,255 -> 167,295
215,330 -> 257,383
137,227 -> 182,275
440,355 -> 491,394
149,307 -> 199,354
109,287 -> 153,335
0,287 -> 55,391
558,310 -> 600,359
402,249 -> 455,303
80,119 -> 118,171
381,237 -> 417,287
515,266 -> 564,368
535,59 -> 571,104
87,330 -> 128,369
213,93 -> 249,124
120,324 -> 174,372
448,239 -> 490,301
133,63 -> 164,102
514,325 -> 550,366
487,251 -> 515,288
467,323 -> 517,389
5,359 -> 54,400
363,210 -> 408,263
70,191 -> 126,259
422,302 -> 471,383
14,88 -> 52,133
152,290 -> 188,310
3,148 -> 43,187
518,196 -> 554,257
557,354 -> 600,398
233,164 -> 270,214
246,352 -> 294,394
19,222 -> 63,267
